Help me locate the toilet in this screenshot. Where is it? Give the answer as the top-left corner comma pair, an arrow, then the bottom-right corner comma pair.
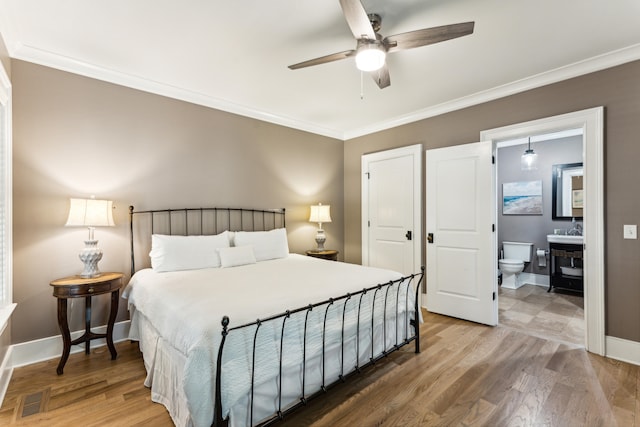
499,241 -> 533,289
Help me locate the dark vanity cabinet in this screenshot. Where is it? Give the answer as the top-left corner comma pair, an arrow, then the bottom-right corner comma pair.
548,242 -> 584,293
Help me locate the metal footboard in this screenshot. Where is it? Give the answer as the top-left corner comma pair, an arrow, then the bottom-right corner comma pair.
213,268 -> 424,427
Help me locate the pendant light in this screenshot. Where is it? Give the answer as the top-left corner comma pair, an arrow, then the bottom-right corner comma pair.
521,137 -> 538,171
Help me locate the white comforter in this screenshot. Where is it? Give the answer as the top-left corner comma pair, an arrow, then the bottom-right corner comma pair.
124,254 -> 415,426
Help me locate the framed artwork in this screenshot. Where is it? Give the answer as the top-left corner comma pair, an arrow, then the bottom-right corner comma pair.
503,180 -> 543,215
572,189 -> 584,208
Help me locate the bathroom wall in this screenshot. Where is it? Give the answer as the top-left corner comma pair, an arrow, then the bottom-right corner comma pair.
497,135 -> 583,277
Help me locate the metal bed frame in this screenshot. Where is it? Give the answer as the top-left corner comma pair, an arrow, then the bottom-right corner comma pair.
129,206 -> 424,427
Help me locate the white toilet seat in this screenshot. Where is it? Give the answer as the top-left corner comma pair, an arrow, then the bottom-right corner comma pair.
499,259 -> 525,276
499,258 -> 523,266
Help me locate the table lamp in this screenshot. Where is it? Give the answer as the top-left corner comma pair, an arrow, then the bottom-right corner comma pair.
309,203 -> 331,251
65,197 -> 115,278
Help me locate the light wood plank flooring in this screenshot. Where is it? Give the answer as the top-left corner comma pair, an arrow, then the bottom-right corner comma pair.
1,309 -> 637,426
0,343 -> 172,426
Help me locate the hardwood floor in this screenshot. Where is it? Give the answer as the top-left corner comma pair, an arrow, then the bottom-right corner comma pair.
1,309 -> 638,426
0,342 -> 172,426
279,310 -> 638,427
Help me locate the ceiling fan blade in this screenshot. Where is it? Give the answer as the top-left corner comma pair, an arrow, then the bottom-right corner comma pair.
339,0 -> 376,40
288,50 -> 356,70
385,22 -> 474,52
371,63 -> 390,89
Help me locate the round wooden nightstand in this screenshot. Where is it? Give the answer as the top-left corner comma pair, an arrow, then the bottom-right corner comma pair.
306,249 -> 339,261
50,272 -> 123,375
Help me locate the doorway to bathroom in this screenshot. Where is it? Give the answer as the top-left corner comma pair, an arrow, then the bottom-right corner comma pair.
481,107 -> 605,355
495,129 -> 585,346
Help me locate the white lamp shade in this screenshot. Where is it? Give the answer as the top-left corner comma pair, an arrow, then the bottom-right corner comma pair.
65,198 -> 115,227
309,204 -> 331,223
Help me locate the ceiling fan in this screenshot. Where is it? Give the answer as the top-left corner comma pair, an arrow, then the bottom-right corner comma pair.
288,0 -> 475,89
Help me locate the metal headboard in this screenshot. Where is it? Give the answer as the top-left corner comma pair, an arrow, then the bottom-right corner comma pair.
129,206 -> 286,276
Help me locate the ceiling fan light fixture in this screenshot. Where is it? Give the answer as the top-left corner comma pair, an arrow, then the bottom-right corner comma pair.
355,43 -> 386,72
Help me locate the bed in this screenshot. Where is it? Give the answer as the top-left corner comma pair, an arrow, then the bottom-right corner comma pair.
124,206 -> 423,427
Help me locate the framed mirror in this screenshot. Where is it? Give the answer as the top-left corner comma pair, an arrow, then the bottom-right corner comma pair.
552,162 -> 583,220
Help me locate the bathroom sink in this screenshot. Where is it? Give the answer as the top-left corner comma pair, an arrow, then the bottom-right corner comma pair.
561,266 -> 583,277
547,234 -> 583,244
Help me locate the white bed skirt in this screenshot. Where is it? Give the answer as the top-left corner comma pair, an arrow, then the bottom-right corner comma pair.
129,303 -> 413,427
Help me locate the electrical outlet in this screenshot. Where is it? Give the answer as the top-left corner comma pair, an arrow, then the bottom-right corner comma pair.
623,224 -> 637,239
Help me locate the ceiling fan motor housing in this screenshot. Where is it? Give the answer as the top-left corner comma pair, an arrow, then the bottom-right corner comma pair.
368,13 -> 382,33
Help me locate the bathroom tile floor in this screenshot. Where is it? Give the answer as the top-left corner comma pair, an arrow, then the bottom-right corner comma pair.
499,283 -> 585,346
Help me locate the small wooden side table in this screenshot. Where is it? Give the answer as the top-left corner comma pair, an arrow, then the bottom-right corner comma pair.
50,272 -> 123,375
306,249 -> 339,261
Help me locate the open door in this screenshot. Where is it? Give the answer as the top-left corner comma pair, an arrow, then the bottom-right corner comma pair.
425,141 -> 497,325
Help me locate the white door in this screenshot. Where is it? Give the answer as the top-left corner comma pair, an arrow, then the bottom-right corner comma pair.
425,141 -> 497,325
362,145 -> 421,276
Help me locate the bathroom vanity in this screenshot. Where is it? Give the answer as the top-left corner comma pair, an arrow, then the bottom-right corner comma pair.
547,235 -> 583,293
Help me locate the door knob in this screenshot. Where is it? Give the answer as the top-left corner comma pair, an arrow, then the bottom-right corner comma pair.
427,233 -> 434,244
405,230 -> 412,241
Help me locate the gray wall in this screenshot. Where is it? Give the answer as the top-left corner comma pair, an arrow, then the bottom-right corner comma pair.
497,136 -> 583,276
11,60 -> 344,344
344,59 -> 640,343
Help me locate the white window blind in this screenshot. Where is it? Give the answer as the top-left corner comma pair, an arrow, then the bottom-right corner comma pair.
0,108 -> 6,304
0,64 -> 12,308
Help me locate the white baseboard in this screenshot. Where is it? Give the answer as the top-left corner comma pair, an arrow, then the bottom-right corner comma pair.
10,320 -> 131,369
605,335 -> 640,366
0,321 -> 130,408
0,345 -> 13,409
520,273 -> 550,288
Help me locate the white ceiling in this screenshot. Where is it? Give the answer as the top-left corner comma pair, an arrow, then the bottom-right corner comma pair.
1,0 -> 640,139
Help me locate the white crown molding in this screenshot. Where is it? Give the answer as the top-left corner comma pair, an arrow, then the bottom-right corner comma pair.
8,41 -> 640,141
9,43 -> 345,140
344,43 -> 640,140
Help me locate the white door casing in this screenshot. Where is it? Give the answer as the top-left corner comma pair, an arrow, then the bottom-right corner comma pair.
362,144 -> 421,276
480,107 -> 605,356
425,141 -> 497,325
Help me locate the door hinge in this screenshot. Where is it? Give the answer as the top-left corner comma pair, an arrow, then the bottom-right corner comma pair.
493,291 -> 496,301
368,220 -> 370,227
492,224 -> 495,232
492,155 -> 495,164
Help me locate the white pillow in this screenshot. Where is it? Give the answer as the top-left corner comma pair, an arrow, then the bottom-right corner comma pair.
149,231 -> 230,272
233,228 -> 289,262
218,246 -> 257,268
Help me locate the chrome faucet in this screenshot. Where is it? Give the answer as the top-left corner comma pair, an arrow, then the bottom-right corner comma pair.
567,218 -> 583,236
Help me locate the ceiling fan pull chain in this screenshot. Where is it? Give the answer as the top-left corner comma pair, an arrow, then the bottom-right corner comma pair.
360,70 -> 364,100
